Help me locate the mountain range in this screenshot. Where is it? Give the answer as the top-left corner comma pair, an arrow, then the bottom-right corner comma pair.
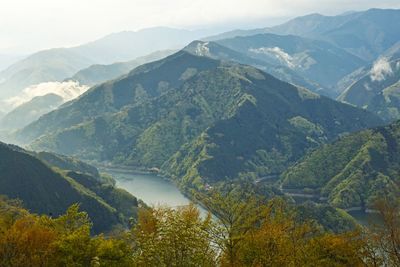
214,33 -> 365,95
15,49 -> 382,191
0,48 -> 93,99
208,8 -> 400,63
0,27 -> 216,100
185,40 -> 329,92
67,49 -> 176,86
1,8 -> 400,234
3,8 -> 400,106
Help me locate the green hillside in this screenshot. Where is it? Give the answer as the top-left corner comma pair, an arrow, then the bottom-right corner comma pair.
281,120 -> 400,209
0,142 -> 138,233
215,33 -> 365,92
338,58 -> 400,121
0,93 -> 64,130
16,51 -> 382,191
68,50 -> 176,86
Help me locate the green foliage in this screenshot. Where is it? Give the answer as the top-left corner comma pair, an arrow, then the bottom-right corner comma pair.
0,142 -> 138,233
0,192 -> 394,266
0,200 -> 135,267
339,59 -> 400,122
18,52 -> 381,193
282,120 -> 400,209
132,205 -> 217,266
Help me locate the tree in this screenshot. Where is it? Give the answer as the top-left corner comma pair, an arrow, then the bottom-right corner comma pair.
363,198 -> 400,266
197,189 -> 265,266
132,205 -> 217,266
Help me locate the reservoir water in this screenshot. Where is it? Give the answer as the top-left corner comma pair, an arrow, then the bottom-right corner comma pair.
101,168 -> 192,207
101,167 -> 381,226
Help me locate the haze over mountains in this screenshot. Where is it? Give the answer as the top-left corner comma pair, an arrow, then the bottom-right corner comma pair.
0,27 -> 216,101
208,8 -> 400,61
1,8 -> 400,261
214,33 -> 366,95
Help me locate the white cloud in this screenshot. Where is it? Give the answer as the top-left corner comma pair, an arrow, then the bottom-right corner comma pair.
4,81 -> 89,108
249,47 -> 295,68
370,57 -> 393,82
194,42 -> 211,56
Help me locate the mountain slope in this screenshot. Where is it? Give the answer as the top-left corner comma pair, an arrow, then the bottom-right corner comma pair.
16,51 -> 382,191
0,27 -> 215,100
0,93 -> 63,130
338,58 -> 400,121
72,27 -> 215,64
0,53 -> 24,72
268,8 -> 400,62
16,51 -> 221,144
281,120 -> 400,210
214,33 -> 365,93
206,9 -> 400,62
68,50 -> 176,86
184,41 -> 323,94
0,48 -> 93,99
0,142 -> 138,233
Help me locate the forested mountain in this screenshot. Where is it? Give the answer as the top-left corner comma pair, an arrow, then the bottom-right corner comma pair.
207,9 -> 400,63
0,49 -> 93,99
338,58 -> 400,121
72,27 -> 215,64
214,33 -> 365,95
0,142 -> 138,233
184,41 -> 323,94
281,120 -> 400,210
68,50 -> 176,86
268,9 -> 400,62
0,27 -> 214,100
0,93 -> 63,130
16,50 -> 382,191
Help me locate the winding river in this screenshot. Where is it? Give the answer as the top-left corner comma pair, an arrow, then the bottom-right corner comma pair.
101,167 -> 381,225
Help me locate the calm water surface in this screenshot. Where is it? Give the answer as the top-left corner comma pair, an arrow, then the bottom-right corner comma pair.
101,168 -> 191,207
102,167 -> 382,225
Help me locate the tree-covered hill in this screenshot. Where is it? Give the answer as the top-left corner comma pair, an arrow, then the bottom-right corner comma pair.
184,40 -> 323,94
67,49 -> 176,86
215,33 -> 366,93
0,93 -> 64,130
0,142 -> 138,233
281,120 -> 400,210
338,58 -> 400,122
16,51 -> 382,191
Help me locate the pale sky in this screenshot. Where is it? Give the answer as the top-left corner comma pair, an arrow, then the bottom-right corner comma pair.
1,0 -> 400,54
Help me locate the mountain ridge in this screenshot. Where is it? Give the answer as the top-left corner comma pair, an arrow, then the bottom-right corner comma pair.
15,50 -> 383,191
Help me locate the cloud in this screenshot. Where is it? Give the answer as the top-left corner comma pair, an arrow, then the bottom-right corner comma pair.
4,81 -> 89,108
194,42 -> 210,56
249,46 -> 295,68
370,57 -> 393,82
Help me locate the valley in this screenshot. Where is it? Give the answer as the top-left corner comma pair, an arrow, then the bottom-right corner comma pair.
0,4 -> 400,266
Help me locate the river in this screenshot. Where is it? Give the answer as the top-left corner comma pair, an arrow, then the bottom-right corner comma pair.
101,167 -> 381,226
100,168 -> 192,207
100,167 -> 208,216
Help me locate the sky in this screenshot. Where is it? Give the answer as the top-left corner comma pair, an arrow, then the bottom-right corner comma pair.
0,0 -> 400,54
